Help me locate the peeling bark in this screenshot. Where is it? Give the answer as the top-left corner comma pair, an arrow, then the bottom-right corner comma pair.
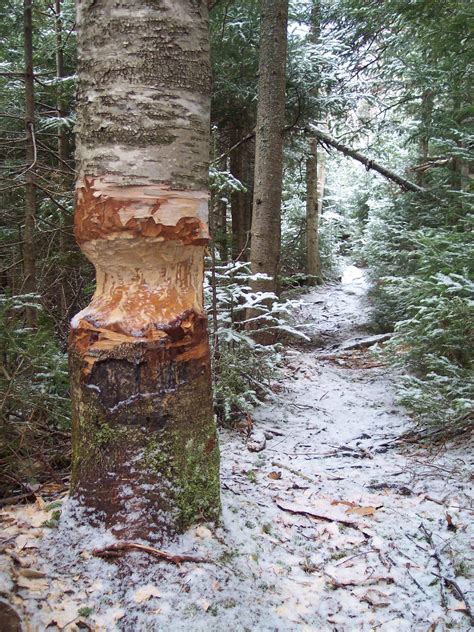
70,0 -> 220,541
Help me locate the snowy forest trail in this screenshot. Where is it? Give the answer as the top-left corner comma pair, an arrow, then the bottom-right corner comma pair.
1,265 -> 473,631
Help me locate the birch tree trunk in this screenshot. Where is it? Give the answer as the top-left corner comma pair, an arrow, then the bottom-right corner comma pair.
70,0 -> 220,541
249,0 -> 288,296
23,0 -> 37,326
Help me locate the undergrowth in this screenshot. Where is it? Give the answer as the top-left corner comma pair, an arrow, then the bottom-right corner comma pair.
360,193 -> 473,434
0,294 -> 71,498
205,260 -> 307,424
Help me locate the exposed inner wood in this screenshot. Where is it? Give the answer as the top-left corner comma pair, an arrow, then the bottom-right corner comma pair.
75,178 -> 209,245
71,183 -> 209,373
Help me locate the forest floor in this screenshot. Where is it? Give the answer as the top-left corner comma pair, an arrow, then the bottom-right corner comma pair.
1,265 -> 473,632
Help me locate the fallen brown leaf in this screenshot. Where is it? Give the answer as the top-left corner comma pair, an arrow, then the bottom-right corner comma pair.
15,574 -> 48,591
445,512 -> 457,532
361,588 -> 391,608
132,585 -> 161,603
268,471 -> 282,480
16,568 -> 45,579
346,506 -> 379,517
331,500 -> 356,508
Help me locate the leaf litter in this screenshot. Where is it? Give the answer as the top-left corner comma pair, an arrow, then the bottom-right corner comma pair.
0,264 -> 472,631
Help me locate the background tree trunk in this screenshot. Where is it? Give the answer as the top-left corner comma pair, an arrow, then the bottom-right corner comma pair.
69,0 -> 220,542
23,0 -> 37,326
306,0 -> 321,284
317,151 -> 326,218
249,0 -> 288,296
230,127 -> 254,261
243,136 -> 255,255
416,89 -> 433,187
230,125 -> 247,260
306,137 -> 320,282
55,0 -> 68,174
215,196 -> 228,262
54,0 -> 72,318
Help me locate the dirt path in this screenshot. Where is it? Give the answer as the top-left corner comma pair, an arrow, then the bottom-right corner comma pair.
1,266 -> 473,631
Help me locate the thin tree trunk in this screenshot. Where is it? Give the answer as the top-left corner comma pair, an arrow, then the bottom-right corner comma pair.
55,0 -> 68,173
249,0 -> 288,297
215,196 -> 228,262
70,0 -> 220,541
243,137 -> 254,253
317,150 -> 326,217
230,127 -> 254,261
306,0 -> 321,283
23,0 -> 37,326
452,92 -> 470,193
54,0 -> 71,318
416,89 -> 433,187
230,126 -> 246,259
306,137 -> 320,282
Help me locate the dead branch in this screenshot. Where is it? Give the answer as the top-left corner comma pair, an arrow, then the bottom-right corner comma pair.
307,124 -> 438,197
419,523 -> 448,610
91,542 -> 213,566
0,491 -> 37,506
337,333 -> 393,351
431,571 -> 474,624
275,499 -> 372,536
271,460 -> 317,484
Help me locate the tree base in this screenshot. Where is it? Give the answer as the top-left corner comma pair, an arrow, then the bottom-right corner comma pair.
69,324 -> 220,543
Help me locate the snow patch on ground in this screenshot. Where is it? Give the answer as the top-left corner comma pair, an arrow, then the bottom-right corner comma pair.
1,265 -> 472,631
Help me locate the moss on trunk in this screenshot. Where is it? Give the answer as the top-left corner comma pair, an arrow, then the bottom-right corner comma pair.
70,342 -> 220,540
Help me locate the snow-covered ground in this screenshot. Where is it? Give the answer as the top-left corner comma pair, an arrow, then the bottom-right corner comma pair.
1,265 -> 473,631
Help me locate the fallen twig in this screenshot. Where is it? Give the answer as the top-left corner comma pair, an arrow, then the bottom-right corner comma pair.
324,569 -> 394,588
397,421 -> 473,445
92,542 -> 212,566
366,482 -> 413,496
275,499 -> 372,536
431,572 -> 474,624
271,461 -> 318,484
419,524 -> 448,610
406,569 -> 428,596
337,333 -> 393,351
0,491 -> 37,506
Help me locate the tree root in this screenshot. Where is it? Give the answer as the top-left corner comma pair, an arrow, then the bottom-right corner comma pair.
92,542 -> 212,566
